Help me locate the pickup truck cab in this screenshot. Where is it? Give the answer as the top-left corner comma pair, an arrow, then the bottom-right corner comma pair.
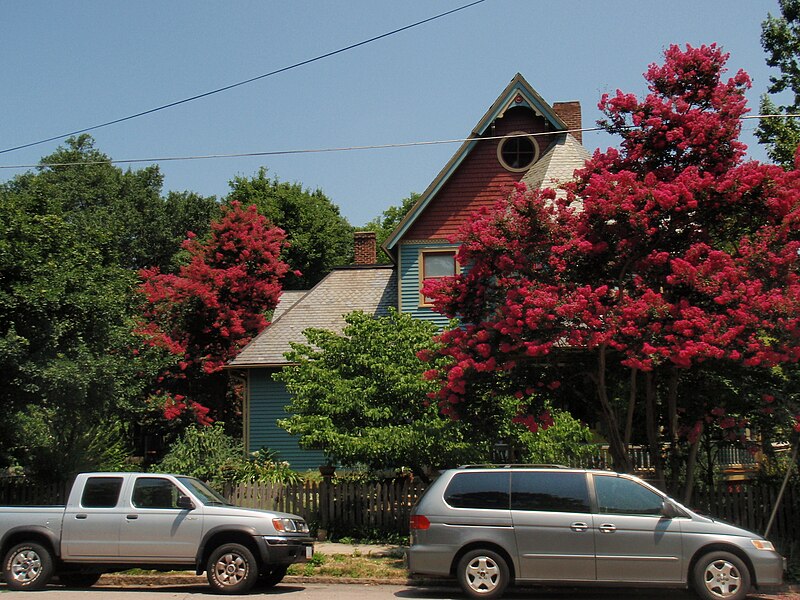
0,472 -> 314,594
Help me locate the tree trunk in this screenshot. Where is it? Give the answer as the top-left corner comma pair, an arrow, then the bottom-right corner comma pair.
645,372 -> 666,490
666,369 -> 681,491
683,424 -> 702,505
624,367 -> 637,450
594,346 -> 632,472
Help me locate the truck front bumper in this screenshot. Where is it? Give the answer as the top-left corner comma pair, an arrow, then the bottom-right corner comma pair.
257,535 -> 314,566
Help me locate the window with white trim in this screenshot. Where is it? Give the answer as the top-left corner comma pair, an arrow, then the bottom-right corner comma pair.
420,249 -> 458,306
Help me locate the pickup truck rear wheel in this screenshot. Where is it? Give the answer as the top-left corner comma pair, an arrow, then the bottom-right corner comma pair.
3,542 -> 54,591
207,543 -> 258,594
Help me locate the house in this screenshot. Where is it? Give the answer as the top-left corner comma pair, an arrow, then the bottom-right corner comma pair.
228,74 -> 590,469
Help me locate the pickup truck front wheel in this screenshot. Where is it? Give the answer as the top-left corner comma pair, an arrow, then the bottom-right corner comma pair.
207,543 -> 258,595
3,542 -> 54,591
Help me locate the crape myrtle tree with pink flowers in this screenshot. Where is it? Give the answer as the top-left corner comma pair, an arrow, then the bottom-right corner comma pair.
422,45 -> 800,499
137,202 -> 291,433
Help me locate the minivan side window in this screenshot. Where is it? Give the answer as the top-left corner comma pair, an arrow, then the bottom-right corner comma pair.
444,472 -> 510,509
81,477 -> 124,508
594,475 -> 664,515
511,472 -> 590,513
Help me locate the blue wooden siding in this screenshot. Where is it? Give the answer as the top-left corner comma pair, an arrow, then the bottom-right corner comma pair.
248,369 -> 326,471
398,242 -> 457,327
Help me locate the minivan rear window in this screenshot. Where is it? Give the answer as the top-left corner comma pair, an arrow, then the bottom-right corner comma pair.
444,472 -> 510,509
511,471 -> 590,513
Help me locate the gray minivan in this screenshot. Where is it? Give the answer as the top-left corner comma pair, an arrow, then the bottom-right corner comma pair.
407,466 -> 785,600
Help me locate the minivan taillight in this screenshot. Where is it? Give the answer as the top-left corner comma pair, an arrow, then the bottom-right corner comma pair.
410,515 -> 430,530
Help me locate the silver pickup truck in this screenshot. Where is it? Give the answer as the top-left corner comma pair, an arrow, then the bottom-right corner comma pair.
0,472 -> 314,594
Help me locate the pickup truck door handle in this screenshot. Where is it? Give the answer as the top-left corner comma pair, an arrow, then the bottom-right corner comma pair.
126,514 -> 138,520
75,514 -> 87,520
599,523 -> 617,533
570,522 -> 588,532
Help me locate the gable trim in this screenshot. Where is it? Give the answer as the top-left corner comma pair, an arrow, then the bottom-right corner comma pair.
383,73 -> 567,257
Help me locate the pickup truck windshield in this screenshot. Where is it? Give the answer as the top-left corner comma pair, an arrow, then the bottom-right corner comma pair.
177,477 -> 232,506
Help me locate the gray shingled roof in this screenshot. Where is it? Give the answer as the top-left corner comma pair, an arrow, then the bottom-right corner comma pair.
521,133 -> 590,197
229,265 -> 397,367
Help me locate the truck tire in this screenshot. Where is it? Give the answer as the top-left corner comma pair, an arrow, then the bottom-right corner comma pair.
59,572 -> 102,588
692,551 -> 751,600
258,565 -> 288,588
206,543 -> 259,595
456,548 -> 510,600
3,542 -> 55,591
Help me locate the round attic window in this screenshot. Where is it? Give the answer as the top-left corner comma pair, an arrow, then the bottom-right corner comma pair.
497,132 -> 539,172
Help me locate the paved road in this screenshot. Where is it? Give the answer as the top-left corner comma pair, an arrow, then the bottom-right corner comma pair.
0,582 -> 796,600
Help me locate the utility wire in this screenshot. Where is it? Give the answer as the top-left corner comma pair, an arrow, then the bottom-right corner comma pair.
3,114 -> 798,171
0,0 -> 488,156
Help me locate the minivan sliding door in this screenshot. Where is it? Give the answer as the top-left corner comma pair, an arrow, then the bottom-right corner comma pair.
510,471 -> 595,581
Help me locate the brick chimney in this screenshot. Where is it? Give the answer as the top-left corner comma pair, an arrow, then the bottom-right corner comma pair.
552,101 -> 582,143
354,231 -> 377,265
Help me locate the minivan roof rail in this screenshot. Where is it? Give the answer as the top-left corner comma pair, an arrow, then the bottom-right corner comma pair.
458,464 -> 569,469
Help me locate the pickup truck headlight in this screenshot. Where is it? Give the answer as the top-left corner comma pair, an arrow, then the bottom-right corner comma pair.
272,518 -> 309,533
751,540 -> 775,551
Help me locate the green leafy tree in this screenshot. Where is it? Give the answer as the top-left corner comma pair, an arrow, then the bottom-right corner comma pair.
0,136 -> 216,479
0,174 -> 162,479
757,0 -> 800,166
277,310 -> 484,480
15,135 -> 219,271
227,168 -> 353,289
359,193 -> 419,263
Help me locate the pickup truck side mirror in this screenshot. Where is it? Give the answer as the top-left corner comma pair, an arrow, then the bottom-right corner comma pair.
176,495 -> 195,510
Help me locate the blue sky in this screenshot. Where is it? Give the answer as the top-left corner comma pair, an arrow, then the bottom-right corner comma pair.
1,1 -> 783,226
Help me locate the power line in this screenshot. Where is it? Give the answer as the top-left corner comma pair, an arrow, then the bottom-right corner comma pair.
0,129 -> 597,170
0,0 -> 488,156
3,114 -> 797,171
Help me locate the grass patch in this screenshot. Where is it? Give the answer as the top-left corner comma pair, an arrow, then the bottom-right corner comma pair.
287,552 -> 407,579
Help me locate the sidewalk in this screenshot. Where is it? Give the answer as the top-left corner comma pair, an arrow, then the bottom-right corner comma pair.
313,541 -> 405,557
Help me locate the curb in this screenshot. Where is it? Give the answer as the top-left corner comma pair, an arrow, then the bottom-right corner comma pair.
95,573 -> 800,594
97,573 -> 425,587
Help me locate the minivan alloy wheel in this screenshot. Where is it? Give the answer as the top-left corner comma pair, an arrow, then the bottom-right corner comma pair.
703,558 -> 741,598
693,551 -> 751,600
457,549 -> 509,599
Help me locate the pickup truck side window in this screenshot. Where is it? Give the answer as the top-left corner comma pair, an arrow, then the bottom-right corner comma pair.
82,477 -> 124,508
132,477 -> 181,509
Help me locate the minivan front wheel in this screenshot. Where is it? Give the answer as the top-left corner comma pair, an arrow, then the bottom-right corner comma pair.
692,551 -> 751,600
457,549 -> 509,599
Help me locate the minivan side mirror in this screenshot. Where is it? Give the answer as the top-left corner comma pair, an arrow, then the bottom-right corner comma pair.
177,495 -> 195,510
661,500 -> 679,519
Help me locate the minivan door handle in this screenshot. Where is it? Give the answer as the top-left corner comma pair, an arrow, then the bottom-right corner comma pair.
75,514 -> 87,520
570,522 -> 588,532
599,523 -> 617,533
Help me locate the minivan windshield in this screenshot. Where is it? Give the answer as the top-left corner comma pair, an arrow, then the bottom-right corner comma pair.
177,477 -> 232,506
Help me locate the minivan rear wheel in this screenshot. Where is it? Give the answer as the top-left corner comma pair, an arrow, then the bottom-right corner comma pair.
692,551 -> 751,600
457,549 -> 509,599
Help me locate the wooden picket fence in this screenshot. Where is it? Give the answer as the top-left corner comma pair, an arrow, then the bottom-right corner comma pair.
1,476 -> 797,545
222,479 -> 429,537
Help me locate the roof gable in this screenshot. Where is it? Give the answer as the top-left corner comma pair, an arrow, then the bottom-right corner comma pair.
384,74 -> 570,255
